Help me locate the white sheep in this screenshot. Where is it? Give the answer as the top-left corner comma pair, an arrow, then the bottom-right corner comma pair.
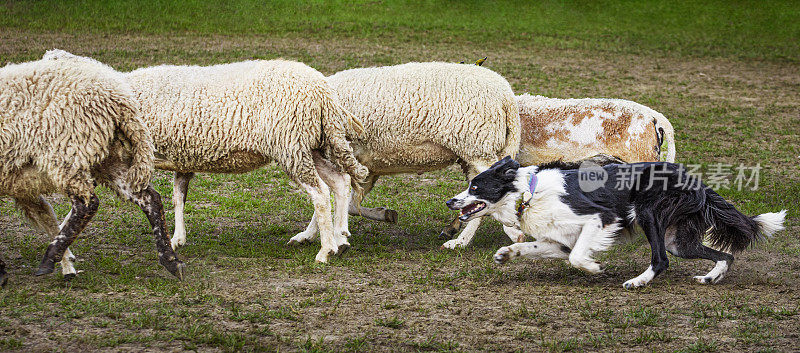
0,50 -> 184,286
441,93 -> 678,247
123,59 -> 368,263
286,62 -> 522,249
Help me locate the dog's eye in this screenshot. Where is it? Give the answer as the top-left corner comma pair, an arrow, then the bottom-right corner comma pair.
470,185 -> 478,191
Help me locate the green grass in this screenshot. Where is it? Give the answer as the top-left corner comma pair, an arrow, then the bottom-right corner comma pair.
1,0 -> 798,61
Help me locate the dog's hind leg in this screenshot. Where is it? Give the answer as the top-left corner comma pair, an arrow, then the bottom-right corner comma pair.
666,224 -> 734,284
494,240 -> 571,264
347,175 -> 397,223
623,212 -> 669,289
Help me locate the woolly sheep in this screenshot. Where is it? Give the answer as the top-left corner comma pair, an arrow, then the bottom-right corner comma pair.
123,59 -> 368,263
286,62 -> 522,249
441,93 -> 678,248
0,50 -> 184,286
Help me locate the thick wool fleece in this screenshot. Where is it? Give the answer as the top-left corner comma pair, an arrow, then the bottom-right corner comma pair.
124,60 -> 367,185
0,50 -> 154,200
515,94 -> 676,166
327,62 -> 520,175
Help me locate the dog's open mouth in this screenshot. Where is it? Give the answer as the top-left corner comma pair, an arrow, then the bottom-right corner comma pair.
459,201 -> 486,221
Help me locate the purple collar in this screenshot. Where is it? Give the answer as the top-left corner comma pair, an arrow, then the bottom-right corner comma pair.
516,172 -> 538,219
528,173 -> 538,194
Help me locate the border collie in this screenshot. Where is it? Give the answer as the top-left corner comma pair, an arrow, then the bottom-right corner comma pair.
446,157 -> 786,288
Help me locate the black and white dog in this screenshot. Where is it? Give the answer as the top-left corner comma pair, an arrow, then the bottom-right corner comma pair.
446,157 -> 786,288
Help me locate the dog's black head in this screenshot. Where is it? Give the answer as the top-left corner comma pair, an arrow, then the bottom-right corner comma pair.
446,156 -> 521,222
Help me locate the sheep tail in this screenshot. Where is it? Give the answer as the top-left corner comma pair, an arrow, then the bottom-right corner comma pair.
654,113 -> 676,163
115,95 -> 155,193
321,99 -> 369,196
500,94 -> 521,159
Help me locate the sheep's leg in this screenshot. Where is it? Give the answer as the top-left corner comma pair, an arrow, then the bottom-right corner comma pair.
441,218 -> 483,249
171,172 -> 194,250
289,153 -> 352,246
109,181 -> 186,280
35,194 -> 99,276
301,176 -> 343,263
17,197 -> 78,278
347,175 -> 397,223
439,216 -> 462,240
288,211 -> 319,245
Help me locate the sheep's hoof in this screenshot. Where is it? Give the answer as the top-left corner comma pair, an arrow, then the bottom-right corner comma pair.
160,256 -> 186,281
438,230 -> 452,241
34,259 -> 55,276
63,273 -> 76,281
384,209 -> 398,223
315,249 -> 335,263
438,225 -> 459,240
337,243 -> 351,256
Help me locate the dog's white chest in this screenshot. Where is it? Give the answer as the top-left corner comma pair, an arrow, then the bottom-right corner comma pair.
519,198 -> 582,245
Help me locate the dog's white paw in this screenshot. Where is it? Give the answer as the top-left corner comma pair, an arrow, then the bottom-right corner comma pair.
493,247 -> 514,264
440,239 -> 466,250
623,277 -> 650,289
693,275 -> 722,284
578,262 -> 604,275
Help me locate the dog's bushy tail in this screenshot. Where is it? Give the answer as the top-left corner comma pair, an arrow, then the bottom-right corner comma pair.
703,188 -> 786,253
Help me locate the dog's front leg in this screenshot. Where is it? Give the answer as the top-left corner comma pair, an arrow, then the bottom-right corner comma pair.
494,240 -> 571,264
568,217 -> 615,274
502,225 -> 526,243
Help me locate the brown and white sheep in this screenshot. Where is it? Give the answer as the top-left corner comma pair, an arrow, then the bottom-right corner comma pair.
515,94 -> 675,166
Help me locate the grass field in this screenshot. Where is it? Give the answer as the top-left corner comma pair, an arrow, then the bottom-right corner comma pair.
1,1 -> 799,352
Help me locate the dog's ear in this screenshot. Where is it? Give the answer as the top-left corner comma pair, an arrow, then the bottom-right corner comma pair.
490,156 -> 517,169
490,156 -> 519,180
